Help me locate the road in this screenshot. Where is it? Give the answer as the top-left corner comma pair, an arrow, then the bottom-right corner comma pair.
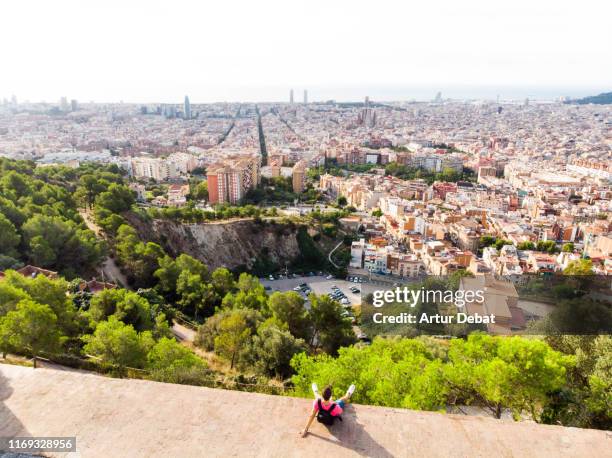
328,241 -> 344,269
172,322 -> 196,342
79,209 -> 130,288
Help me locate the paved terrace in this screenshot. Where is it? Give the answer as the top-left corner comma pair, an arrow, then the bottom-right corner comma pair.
0,364 -> 609,457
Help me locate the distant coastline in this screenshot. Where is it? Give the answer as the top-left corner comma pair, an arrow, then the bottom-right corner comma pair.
566,91 -> 612,105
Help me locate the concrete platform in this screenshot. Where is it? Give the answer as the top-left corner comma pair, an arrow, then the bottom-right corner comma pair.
0,364 -> 609,457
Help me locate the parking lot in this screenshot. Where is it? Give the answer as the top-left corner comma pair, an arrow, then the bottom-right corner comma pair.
260,275 -> 363,305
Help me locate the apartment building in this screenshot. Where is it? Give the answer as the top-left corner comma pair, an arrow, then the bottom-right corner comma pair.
350,239 -> 366,268
207,154 -> 261,204
292,160 -> 307,193
130,157 -> 178,180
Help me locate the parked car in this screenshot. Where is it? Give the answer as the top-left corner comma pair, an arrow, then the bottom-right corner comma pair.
269,275 -> 274,281
326,275 -> 334,280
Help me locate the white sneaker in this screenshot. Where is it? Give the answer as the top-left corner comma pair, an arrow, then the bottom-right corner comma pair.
312,383 -> 319,396
346,384 -> 356,397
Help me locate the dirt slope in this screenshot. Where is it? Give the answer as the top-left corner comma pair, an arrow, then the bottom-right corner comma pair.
129,216 -> 300,271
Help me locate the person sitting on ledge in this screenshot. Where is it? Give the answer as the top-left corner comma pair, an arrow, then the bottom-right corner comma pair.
301,383 -> 355,437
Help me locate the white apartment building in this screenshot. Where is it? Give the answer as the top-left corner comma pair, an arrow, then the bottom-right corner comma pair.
130,157 -> 178,180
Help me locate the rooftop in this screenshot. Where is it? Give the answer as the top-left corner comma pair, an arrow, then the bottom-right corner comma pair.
1,364 -> 608,457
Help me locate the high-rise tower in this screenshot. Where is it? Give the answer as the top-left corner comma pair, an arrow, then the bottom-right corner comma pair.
184,95 -> 191,119
290,89 -> 294,104
303,90 -> 308,105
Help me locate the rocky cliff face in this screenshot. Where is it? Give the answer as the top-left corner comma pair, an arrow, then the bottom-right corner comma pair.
130,217 -> 301,271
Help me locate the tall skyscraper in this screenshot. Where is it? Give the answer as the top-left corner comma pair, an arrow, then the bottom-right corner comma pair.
303,90 -> 308,105
290,89 -> 294,104
70,99 -> 78,111
60,96 -> 69,111
184,96 -> 191,119
365,96 -> 370,107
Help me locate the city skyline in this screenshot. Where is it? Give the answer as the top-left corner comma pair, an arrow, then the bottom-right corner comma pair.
4,84 -> 610,106
2,0 -> 611,103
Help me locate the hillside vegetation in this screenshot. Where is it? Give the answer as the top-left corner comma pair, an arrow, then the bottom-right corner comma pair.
0,159 -> 609,430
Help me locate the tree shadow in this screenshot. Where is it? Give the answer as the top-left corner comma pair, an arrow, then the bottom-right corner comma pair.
307,405 -> 394,458
0,366 -> 31,439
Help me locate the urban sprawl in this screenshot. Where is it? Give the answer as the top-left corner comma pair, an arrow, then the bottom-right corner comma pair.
1,93 -> 610,335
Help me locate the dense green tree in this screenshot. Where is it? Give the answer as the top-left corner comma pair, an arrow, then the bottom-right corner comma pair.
0,299 -> 63,368
291,337 -> 449,410
88,288 -> 154,331
154,255 -> 182,297
82,317 -> 152,369
1,271 -> 78,335
75,174 -> 107,208
544,297 -> 612,334
308,294 -> 356,355
479,235 -> 495,248
154,253 -> 209,300
542,335 -> 611,429
562,242 -> 575,253
211,267 -> 235,297
147,337 -> 205,371
268,291 -> 312,341
291,334 -> 573,420
97,213 -> 126,236
94,183 -> 134,214
191,181 -> 208,201
221,273 -> 268,314
153,312 -> 173,340
563,259 -> 593,275
0,280 -> 29,316
445,334 -> 573,420
248,324 -> 307,378
0,170 -> 31,199
493,239 -> 513,250
194,308 -> 263,352
0,196 -> 26,228
214,313 -> 251,369
536,240 -> 558,254
0,255 -> 22,271
21,214 -> 104,275
0,213 -> 20,257
517,241 -> 536,250
176,271 -> 217,320
115,225 -> 165,287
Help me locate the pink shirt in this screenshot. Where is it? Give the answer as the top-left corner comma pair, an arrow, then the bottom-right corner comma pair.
313,400 -> 343,416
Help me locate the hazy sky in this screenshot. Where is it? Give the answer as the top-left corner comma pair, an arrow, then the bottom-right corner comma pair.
2,0 -> 611,103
